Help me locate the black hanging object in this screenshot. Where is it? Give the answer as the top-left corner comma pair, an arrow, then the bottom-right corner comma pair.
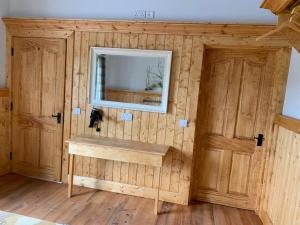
255,134 -> 264,147
89,108 -> 103,132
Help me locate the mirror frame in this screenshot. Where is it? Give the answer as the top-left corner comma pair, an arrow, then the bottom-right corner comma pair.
89,47 -> 172,113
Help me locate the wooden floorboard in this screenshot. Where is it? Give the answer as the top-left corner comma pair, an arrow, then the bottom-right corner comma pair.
0,174 -> 262,225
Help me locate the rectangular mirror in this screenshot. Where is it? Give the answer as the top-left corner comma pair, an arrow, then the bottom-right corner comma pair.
89,47 -> 172,113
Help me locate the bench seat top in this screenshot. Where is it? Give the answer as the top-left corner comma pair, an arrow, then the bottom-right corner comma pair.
68,136 -> 170,155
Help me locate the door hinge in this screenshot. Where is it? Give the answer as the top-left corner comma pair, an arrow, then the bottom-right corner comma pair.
11,48 -> 14,56
10,152 -> 12,160
10,102 -> 13,111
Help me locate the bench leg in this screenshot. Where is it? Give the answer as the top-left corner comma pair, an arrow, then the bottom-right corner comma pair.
68,154 -> 74,198
154,167 -> 162,215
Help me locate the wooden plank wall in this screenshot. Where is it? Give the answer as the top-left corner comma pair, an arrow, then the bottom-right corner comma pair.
2,18 -> 291,205
67,31 -> 204,205
0,89 -> 10,176
259,115 -> 300,225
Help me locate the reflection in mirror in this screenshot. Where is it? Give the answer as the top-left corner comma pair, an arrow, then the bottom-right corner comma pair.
90,48 -> 172,113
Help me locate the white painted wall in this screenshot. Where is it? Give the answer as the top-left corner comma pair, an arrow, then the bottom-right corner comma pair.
283,48 -> 300,120
8,0 -> 276,24
0,0 -> 9,87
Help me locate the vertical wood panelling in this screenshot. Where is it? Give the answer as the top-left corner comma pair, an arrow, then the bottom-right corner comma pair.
259,124 -> 300,225
70,31 -> 204,204
95,32 -> 108,181
135,34 -> 148,188
119,33 -> 130,185
72,32 -> 83,177
0,93 -> 10,176
143,34 -> 156,189
153,34 -> 167,189
126,33 -> 139,186
78,32 -> 90,178
161,35 -> 176,192
112,33 -> 124,184
86,32 -> 98,179
169,35 -> 185,193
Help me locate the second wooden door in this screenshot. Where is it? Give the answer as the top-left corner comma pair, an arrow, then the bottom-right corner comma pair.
11,37 -> 66,182
192,48 -> 277,210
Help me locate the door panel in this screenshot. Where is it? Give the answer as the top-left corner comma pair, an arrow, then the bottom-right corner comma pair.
236,61 -> 264,138
228,153 -> 251,195
197,148 -> 223,192
12,37 -> 66,181
192,49 -> 275,210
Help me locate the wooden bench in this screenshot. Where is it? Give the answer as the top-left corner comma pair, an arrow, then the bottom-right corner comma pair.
67,136 -> 170,215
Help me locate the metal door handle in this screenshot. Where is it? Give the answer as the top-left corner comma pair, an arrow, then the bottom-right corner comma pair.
254,134 -> 264,147
52,113 -> 62,124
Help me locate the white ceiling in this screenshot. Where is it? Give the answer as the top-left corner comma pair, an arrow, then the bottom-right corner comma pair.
7,0 -> 276,24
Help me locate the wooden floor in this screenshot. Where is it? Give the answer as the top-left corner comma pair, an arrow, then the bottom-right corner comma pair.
0,175 -> 262,225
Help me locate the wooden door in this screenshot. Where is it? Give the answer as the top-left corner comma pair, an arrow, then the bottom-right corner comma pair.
192,49 -> 276,210
11,37 -> 66,182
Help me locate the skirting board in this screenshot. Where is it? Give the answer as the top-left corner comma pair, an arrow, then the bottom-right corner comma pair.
193,191 -> 253,210
73,175 -> 187,205
259,211 -> 274,225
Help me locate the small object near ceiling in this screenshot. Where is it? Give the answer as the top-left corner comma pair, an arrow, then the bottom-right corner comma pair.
261,0 -> 298,14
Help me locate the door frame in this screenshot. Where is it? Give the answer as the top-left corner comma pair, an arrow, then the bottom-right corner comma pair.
190,46 -> 291,211
6,29 -> 74,182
